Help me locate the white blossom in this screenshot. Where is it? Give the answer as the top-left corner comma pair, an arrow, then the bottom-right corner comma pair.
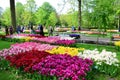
78,49 -> 119,66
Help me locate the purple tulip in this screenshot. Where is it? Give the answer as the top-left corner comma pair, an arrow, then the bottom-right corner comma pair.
32,54 -> 93,80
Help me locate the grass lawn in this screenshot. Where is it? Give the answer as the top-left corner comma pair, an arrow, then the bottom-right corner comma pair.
0,40 -> 15,50
76,43 -> 115,51
0,40 -> 120,80
84,33 -> 111,38
76,43 -> 120,80
0,40 -> 17,80
82,32 -> 120,39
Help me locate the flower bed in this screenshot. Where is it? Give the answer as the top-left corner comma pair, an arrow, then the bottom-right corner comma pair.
0,42 -> 57,57
114,41 -> 120,47
107,30 -> 118,33
24,30 -> 30,33
33,36 -> 76,45
79,31 -> 107,35
33,36 -> 60,43
0,42 -> 94,80
55,28 -> 71,32
5,34 -> 76,45
78,49 -> 119,76
6,50 -> 52,72
32,54 -> 93,80
6,34 -> 45,38
6,34 -> 34,42
114,41 -> 120,50
46,46 -> 85,56
0,35 -> 6,38
1,40 -> 119,79
55,40 -> 76,46
78,49 -> 119,66
60,36 -> 75,40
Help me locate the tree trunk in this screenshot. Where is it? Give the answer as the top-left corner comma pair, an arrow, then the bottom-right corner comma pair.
10,0 -> 16,32
78,0 -> 81,27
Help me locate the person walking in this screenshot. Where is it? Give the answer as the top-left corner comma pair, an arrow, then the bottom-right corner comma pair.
78,26 -> 81,31
5,26 -> 9,35
16,25 -> 21,34
38,24 -> 44,36
21,26 -> 25,33
9,26 -> 13,35
30,25 -> 35,34
49,26 -> 53,36
71,26 -> 75,31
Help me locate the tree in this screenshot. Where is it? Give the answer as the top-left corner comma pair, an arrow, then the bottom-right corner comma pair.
114,0 -> 120,29
24,0 -> 36,25
60,15 -> 68,27
16,2 -> 24,25
10,0 -> 16,32
0,7 -> 3,26
21,11 -> 31,26
87,0 -> 115,44
47,12 -> 58,27
58,0 -> 81,27
0,7 -> 3,17
35,2 -> 56,26
2,8 -> 11,26
116,10 -> 120,30
25,0 -> 36,13
82,0 -> 94,28
90,0 -> 114,31
78,0 -> 81,27
60,11 -> 78,27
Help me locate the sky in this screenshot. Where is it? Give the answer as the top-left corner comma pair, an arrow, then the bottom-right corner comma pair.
0,0 -> 71,14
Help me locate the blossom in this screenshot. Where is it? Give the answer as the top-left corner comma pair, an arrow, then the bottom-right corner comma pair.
6,50 -> 52,72
32,54 -> 93,80
0,42 -> 57,57
55,40 -> 75,45
33,36 -> 60,43
46,46 -> 85,56
6,34 -> 45,41
60,36 -> 75,40
78,49 -> 119,66
33,36 -> 76,45
114,41 -> 120,47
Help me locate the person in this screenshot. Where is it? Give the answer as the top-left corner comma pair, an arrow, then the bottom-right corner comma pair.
5,26 -> 9,35
78,26 -> 81,31
21,26 -> 25,33
38,24 -> 44,36
71,26 -> 75,31
30,25 -> 35,34
9,26 -> 13,35
49,26 -> 53,36
74,27 -> 76,31
16,25 -> 21,34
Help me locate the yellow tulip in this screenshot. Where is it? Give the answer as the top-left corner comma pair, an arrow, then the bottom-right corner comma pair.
114,41 -> 120,47
46,46 -> 85,56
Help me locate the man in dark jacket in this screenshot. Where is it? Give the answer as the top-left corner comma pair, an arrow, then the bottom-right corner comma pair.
38,25 -> 44,36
